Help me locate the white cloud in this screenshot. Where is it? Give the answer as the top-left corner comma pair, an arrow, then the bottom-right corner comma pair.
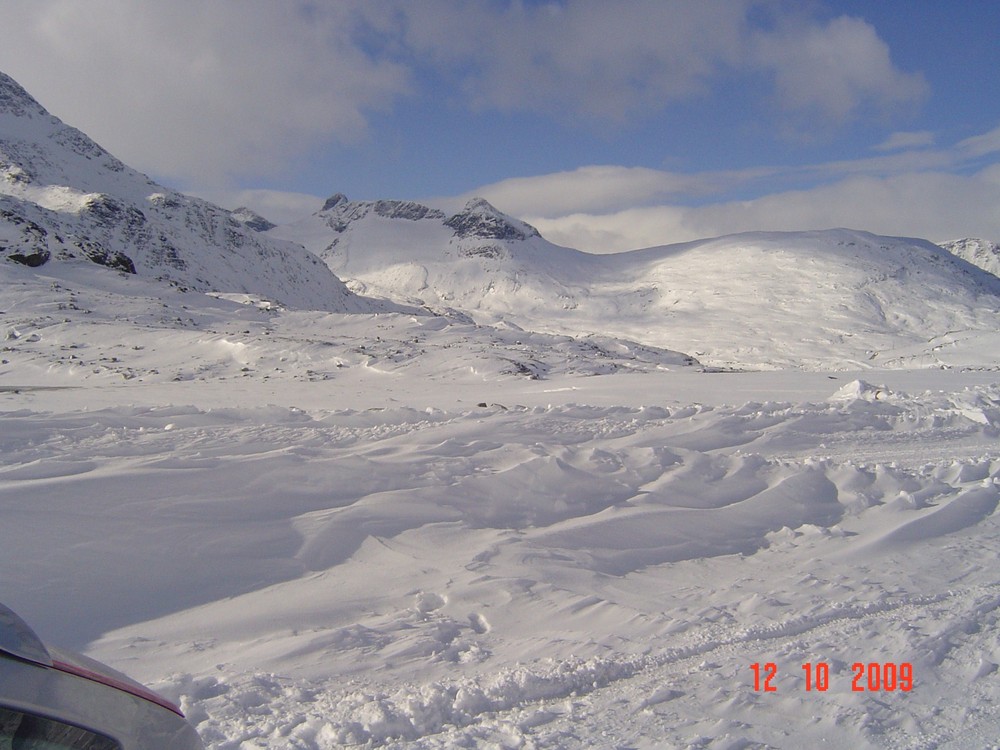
0,0 -> 935,211
751,16 -> 927,126
1,1 -> 927,193
400,1 -> 925,129
468,120 -> 1000,252
400,0 -> 752,122
873,131 -> 936,152
528,168 -> 1000,253
0,0 -> 410,185
189,188 -> 324,226
957,125 -> 1000,158
456,166 -> 736,218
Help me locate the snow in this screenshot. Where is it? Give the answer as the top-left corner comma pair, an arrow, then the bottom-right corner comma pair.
4,69 -> 1000,749
273,205 -> 1000,370
1,72 -> 357,311
941,238 -> 1000,279
1,260 -> 999,749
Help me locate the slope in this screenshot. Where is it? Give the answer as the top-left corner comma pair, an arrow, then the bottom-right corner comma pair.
611,229 -> 1000,369
271,194 -> 605,316
274,196 -> 1000,369
0,70 -> 358,311
941,237 -> 1000,279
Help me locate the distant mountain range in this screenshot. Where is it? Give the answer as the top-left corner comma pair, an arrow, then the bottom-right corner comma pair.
3,69 -> 999,369
273,193 -> 1000,368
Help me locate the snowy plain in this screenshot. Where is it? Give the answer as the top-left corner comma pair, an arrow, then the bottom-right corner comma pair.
1,258 -> 999,750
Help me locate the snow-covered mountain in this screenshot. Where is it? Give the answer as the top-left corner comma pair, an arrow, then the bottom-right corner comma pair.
610,230 -> 1000,368
940,237 -> 1000,279
271,194 -> 601,316
274,197 -> 1000,369
6,66 -> 999,371
0,70 -> 357,311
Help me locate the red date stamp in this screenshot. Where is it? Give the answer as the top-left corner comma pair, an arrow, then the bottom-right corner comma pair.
750,662 -> 913,692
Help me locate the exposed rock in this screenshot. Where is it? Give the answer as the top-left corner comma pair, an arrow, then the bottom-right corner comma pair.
73,237 -> 137,274
371,200 -> 446,222
444,198 -> 540,241
0,71 -> 48,118
320,197 -> 446,232
6,250 -> 49,267
231,206 -> 276,233
321,193 -> 349,212
0,69 -> 360,311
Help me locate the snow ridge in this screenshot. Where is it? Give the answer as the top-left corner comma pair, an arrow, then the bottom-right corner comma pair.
0,71 -> 47,118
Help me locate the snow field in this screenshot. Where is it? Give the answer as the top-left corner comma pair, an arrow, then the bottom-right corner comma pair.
3,375 -> 999,747
2,264 -> 999,748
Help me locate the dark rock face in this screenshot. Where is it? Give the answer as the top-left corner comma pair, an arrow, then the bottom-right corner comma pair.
0,204 -> 50,265
231,206 -> 277,233
0,201 -> 135,273
82,194 -> 148,234
0,206 -> 48,241
73,237 -> 137,274
941,238 -> 1000,279
6,250 -> 50,267
0,69 -> 358,309
371,200 -> 446,222
444,198 -> 539,241
321,193 -> 349,212
320,195 -> 446,232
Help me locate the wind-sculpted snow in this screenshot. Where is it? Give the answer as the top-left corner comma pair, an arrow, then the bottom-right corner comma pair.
2,374 -> 999,747
1,263 -> 999,748
5,67 -> 1000,750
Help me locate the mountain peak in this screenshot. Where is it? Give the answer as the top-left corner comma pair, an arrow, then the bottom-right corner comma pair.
231,206 -> 276,233
0,70 -> 360,311
314,196 -> 446,233
444,197 -> 540,241
321,192 -> 349,212
0,71 -> 48,118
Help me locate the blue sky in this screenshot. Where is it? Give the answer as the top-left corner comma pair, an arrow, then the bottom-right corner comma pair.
1,0 -> 999,251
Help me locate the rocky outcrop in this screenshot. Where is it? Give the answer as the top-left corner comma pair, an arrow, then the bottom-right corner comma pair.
940,238 -> 1000,279
318,194 -> 446,232
444,198 -> 540,241
231,206 -> 277,233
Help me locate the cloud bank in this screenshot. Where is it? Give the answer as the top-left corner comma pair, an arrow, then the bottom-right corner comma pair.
0,0 -> 926,187
0,0 -> 410,186
5,1 -> 991,249
518,163 -> 1000,252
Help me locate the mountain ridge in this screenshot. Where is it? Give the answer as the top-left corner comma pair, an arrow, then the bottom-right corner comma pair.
273,199 -> 1000,368
0,70 -> 359,311
4,69 -> 999,370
